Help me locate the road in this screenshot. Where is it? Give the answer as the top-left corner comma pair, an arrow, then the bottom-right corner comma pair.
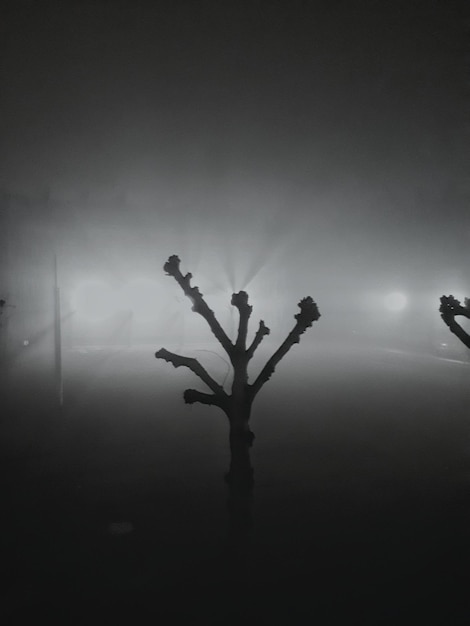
2,341 -> 469,623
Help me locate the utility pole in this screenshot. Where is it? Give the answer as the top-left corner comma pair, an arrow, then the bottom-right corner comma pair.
0,191 -> 11,361
54,254 -> 63,407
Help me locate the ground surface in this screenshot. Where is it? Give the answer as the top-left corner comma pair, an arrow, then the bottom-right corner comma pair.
1,341 -> 469,624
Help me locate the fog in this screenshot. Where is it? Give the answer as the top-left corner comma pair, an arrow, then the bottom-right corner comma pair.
3,339 -> 469,622
1,2 -> 469,623
2,2 -> 468,352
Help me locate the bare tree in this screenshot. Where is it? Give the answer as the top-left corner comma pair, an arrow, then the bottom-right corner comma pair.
155,255 -> 320,539
439,295 -> 470,350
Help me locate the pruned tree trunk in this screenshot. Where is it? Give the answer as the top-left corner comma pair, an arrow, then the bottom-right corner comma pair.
225,412 -> 254,557
155,255 -> 320,550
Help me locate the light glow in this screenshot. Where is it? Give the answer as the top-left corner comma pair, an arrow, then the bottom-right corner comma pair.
384,292 -> 407,312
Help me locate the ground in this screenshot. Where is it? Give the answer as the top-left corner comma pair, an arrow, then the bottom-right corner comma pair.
1,341 -> 469,624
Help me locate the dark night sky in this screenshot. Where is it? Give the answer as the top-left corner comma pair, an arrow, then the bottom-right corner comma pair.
1,0 -> 469,306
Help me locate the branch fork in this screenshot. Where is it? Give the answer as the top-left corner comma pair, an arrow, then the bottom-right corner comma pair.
156,255 -> 320,416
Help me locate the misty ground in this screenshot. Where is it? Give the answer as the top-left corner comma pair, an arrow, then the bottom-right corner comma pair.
1,341 -> 469,624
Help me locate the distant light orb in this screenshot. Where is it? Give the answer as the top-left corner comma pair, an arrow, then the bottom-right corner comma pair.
72,281 -> 118,321
384,292 -> 407,312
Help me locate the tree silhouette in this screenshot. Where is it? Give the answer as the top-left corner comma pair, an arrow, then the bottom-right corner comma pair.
439,295 -> 470,350
155,255 -> 320,545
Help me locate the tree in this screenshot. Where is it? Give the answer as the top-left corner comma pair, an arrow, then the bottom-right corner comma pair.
439,295 -> 470,350
155,255 -> 320,541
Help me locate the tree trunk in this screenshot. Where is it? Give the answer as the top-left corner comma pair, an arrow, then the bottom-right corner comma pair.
224,400 -> 255,559
155,255 -> 321,569
227,408 -> 254,487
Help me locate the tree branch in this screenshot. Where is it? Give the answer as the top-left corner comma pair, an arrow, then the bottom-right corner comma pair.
163,255 -> 233,355
250,297 -> 320,399
155,348 -> 228,397
440,295 -> 470,350
183,389 -> 227,409
246,320 -> 270,360
231,291 -> 253,351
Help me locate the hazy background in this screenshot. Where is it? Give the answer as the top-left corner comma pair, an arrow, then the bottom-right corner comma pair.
1,3 -> 469,621
1,1 -> 468,352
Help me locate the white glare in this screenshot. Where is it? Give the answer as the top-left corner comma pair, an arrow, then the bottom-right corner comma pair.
384,292 -> 407,312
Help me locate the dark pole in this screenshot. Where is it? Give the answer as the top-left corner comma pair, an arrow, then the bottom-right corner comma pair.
54,254 -> 63,407
0,192 -> 11,362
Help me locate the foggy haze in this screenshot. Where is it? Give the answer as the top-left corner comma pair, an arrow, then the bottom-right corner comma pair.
2,2 -> 467,309
1,1 -> 468,364
1,3 -> 469,622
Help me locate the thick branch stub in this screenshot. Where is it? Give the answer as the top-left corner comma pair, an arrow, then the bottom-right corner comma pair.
163,255 -> 233,355
294,296 -> 321,327
246,320 -> 270,360
231,291 -> 253,350
440,295 -> 470,323
250,296 -> 320,399
439,295 -> 470,349
155,348 -> 227,396
163,255 -> 182,277
231,291 -> 251,312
